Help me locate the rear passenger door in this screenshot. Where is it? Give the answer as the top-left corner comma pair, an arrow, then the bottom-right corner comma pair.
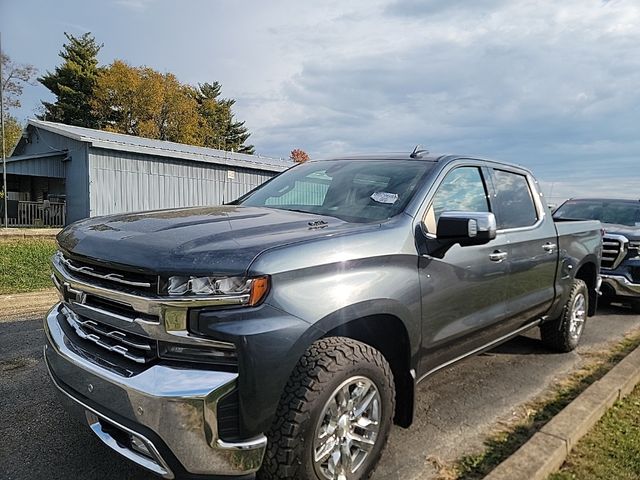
489,168 -> 558,329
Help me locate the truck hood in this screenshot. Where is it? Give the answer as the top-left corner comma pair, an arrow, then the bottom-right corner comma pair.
602,223 -> 640,242
57,206 -> 375,275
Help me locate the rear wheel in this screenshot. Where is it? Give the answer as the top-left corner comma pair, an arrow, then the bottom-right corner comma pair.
540,279 -> 588,352
258,337 -> 395,480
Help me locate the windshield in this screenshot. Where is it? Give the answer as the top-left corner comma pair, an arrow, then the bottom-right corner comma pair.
553,200 -> 640,227
236,159 -> 434,223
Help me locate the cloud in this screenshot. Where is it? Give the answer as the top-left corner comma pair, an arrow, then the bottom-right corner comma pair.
114,0 -> 156,12
230,0 -> 640,196
3,0 -> 639,196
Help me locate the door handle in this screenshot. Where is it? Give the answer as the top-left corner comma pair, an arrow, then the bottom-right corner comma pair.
542,243 -> 557,253
489,251 -> 508,262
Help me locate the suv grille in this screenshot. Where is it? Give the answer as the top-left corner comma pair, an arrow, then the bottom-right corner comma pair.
60,253 -> 158,293
60,305 -> 158,366
602,235 -> 627,269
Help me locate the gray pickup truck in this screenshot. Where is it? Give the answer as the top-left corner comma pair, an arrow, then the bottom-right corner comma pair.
44,152 -> 602,480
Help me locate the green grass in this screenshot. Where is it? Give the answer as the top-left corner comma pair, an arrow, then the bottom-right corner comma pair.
449,332 -> 640,480
0,239 -> 57,294
548,384 -> 640,480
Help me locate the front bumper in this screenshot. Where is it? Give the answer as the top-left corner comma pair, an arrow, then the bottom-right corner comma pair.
601,274 -> 640,299
44,304 -> 266,478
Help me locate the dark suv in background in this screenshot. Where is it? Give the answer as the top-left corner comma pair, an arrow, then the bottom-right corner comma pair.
553,198 -> 640,312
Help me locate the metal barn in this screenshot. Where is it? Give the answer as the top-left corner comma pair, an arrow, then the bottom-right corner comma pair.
2,120 -> 292,226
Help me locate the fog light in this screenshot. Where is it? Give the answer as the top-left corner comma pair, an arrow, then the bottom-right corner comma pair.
159,341 -> 238,365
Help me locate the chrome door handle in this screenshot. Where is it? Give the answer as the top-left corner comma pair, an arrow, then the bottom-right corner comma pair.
489,251 -> 508,262
543,243 -> 557,253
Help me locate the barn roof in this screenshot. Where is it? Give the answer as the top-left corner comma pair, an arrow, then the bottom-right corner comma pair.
23,119 -> 293,173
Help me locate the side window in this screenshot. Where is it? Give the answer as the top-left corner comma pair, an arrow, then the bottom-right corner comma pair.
424,167 -> 490,233
492,169 -> 539,229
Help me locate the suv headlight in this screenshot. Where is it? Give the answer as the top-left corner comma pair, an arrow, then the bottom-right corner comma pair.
167,275 -> 269,306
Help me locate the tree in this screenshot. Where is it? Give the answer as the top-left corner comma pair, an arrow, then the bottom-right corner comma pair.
2,115 -> 22,157
290,148 -> 310,163
92,60 -> 201,145
1,53 -> 37,156
38,32 -> 102,127
1,53 -> 37,110
194,82 -> 254,154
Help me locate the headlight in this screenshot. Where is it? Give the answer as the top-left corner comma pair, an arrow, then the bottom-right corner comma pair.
167,275 -> 269,306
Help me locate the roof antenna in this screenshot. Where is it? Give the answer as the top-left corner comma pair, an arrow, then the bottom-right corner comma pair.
410,144 -> 429,158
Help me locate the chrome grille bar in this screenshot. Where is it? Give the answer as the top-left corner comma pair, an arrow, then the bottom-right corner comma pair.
59,252 -> 153,288
602,234 -> 628,270
61,306 -> 152,364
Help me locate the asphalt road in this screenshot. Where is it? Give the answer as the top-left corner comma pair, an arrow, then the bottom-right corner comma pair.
1,305 -> 639,480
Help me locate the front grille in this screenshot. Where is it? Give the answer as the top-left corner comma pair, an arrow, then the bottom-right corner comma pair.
217,389 -> 241,441
60,306 -> 158,366
631,267 -> 640,283
60,253 -> 158,293
602,235 -> 626,269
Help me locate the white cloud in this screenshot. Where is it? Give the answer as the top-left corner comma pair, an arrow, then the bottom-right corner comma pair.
114,0 -> 156,12
3,0 -> 639,193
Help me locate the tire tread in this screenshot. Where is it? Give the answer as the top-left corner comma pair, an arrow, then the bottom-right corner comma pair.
258,337 -> 395,480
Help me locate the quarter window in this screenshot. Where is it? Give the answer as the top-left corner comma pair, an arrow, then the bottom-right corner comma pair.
492,169 -> 538,229
424,167 -> 490,233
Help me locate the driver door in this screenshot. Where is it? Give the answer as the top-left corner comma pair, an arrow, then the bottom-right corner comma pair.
418,165 -> 511,376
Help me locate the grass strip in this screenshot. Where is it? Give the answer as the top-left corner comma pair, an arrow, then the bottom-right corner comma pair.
431,331 -> 640,480
0,239 -> 57,294
548,383 -> 640,480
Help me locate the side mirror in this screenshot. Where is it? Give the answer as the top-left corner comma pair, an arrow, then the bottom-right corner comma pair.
436,211 -> 497,245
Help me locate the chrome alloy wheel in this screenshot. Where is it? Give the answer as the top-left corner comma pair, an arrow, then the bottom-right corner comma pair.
312,376 -> 382,480
569,292 -> 587,340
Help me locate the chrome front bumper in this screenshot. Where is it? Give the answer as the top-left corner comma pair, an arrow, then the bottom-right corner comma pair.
601,274 -> 640,298
44,304 -> 267,478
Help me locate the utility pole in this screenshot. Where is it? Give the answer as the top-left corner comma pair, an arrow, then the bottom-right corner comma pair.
0,32 -> 7,228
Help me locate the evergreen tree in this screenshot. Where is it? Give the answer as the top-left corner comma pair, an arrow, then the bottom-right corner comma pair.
195,82 -> 254,154
38,32 -> 102,127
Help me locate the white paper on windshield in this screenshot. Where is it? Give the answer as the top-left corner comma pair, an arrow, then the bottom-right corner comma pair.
371,192 -> 399,204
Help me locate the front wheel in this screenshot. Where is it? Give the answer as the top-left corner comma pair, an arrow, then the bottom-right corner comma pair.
540,279 -> 588,352
258,337 -> 395,480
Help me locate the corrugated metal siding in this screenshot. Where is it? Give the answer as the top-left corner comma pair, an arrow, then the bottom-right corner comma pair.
5,155 -> 66,178
89,148 -> 276,216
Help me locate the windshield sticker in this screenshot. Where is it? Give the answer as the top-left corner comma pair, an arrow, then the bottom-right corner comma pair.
371,192 -> 399,204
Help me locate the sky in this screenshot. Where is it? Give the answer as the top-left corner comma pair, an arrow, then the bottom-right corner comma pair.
1,0 -> 639,202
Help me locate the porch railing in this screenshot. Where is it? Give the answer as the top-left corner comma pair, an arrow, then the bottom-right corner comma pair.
6,201 -> 66,227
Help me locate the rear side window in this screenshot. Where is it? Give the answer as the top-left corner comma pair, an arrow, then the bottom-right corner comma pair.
492,169 -> 539,229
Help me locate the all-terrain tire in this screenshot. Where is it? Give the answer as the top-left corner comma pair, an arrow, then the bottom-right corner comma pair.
258,337 -> 395,480
540,279 -> 588,352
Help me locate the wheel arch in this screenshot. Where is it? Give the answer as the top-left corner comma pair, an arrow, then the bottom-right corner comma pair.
322,314 -> 415,428
574,259 -> 598,316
